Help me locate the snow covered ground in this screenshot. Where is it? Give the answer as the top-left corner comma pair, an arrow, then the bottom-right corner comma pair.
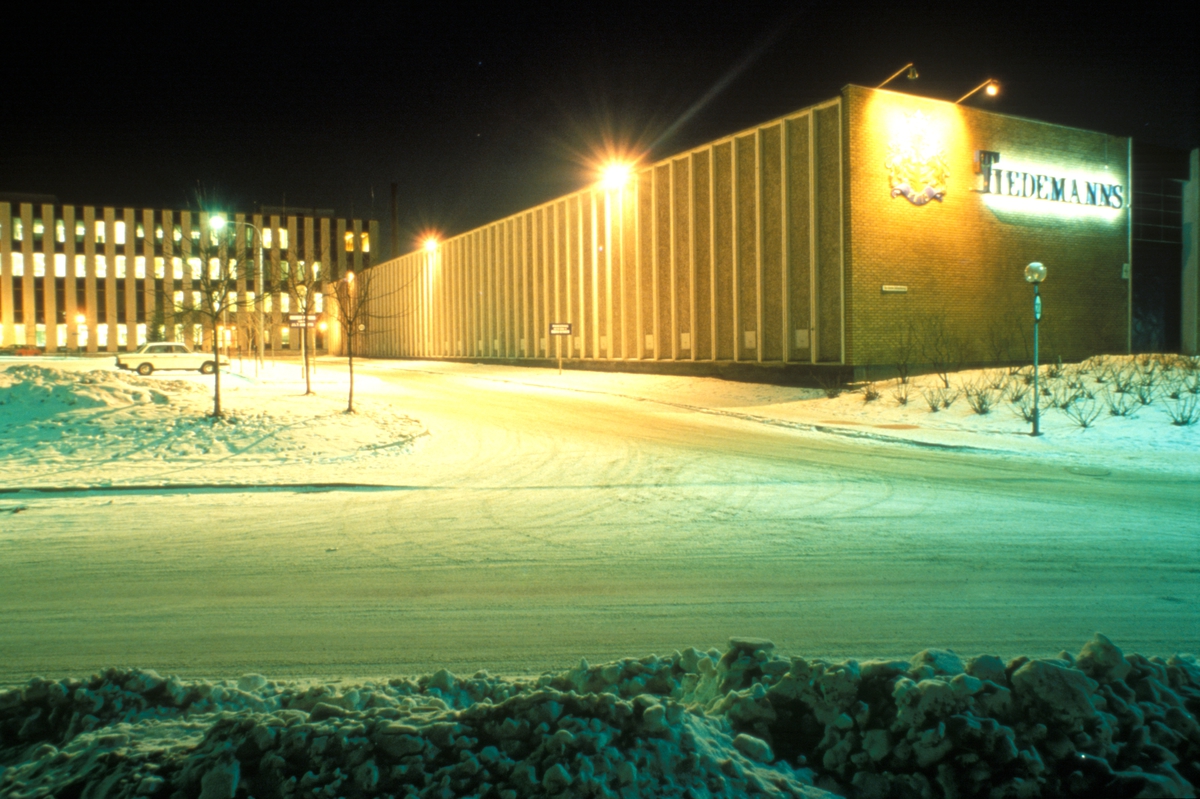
1,356 -> 1198,797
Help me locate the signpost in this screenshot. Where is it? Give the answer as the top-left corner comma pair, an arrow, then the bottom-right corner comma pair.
549,323 -> 572,374
288,314 -> 319,329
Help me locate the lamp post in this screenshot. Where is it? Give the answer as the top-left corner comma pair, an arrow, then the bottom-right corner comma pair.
956,79 -> 1001,104
1025,261 -> 1047,436
209,215 -> 265,374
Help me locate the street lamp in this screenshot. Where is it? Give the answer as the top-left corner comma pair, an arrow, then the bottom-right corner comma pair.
956,79 -> 1001,104
1025,261 -> 1047,436
877,63 -> 919,89
209,215 -> 265,373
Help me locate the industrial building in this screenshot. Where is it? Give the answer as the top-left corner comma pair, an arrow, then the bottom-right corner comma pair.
362,85 -> 1198,374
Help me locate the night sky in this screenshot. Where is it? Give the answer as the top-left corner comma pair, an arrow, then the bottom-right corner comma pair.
3,1 -> 1195,257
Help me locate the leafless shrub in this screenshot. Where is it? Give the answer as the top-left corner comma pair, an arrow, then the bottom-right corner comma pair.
1163,374 -> 1185,400
920,387 -> 942,413
862,382 -> 881,403
1014,395 -> 1037,423
1005,380 -> 1030,404
1103,388 -> 1138,418
1046,357 -> 1064,379
892,381 -> 910,406
1111,367 -> 1135,394
985,369 -> 1008,391
1165,395 -> 1200,426
889,316 -> 918,385
1186,371 -> 1200,396
940,388 -> 962,409
1049,382 -> 1081,410
1134,382 -> 1156,406
965,379 -> 998,415
1061,396 -> 1102,428
816,371 -> 843,399
917,312 -> 967,389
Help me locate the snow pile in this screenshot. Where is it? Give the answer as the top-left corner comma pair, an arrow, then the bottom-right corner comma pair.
3,636 -> 1198,798
0,365 -> 425,481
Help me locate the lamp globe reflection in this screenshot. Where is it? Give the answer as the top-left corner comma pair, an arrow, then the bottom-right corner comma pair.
1025,261 -> 1046,283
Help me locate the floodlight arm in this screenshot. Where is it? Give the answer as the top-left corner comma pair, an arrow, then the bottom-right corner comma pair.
877,63 -> 917,89
956,79 -> 1000,104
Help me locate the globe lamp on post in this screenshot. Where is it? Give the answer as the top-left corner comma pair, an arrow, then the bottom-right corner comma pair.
1024,262 -> 1047,436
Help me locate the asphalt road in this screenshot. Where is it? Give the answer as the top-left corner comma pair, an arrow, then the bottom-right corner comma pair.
2,362 -> 1197,684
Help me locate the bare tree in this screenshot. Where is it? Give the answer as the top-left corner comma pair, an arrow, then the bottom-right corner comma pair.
280,253 -> 323,396
173,220 -> 247,418
327,265 -> 376,412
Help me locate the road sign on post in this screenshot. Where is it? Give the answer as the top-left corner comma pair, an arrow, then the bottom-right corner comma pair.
289,314 -> 319,329
549,323 -> 572,374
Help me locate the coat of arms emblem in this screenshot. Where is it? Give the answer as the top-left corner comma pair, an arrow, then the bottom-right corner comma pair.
884,111 -> 949,206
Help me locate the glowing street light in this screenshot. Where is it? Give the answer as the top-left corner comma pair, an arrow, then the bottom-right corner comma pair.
1025,261 -> 1047,436
599,162 -> 633,191
956,79 -> 1001,104
424,237 -> 439,253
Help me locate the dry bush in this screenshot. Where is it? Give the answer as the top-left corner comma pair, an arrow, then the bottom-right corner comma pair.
1165,395 -> 1200,426
920,387 -> 943,413
964,379 -> 998,415
892,381 -> 910,406
1061,396 -> 1102,429
1103,387 -> 1138,418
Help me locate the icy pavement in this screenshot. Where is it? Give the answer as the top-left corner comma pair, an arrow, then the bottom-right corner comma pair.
2,636 -> 1198,798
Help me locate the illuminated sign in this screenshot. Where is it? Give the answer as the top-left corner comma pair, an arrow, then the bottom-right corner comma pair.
885,111 -> 949,206
974,150 -> 1125,209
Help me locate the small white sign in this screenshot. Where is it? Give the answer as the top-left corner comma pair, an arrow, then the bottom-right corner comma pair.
881,285 -> 909,294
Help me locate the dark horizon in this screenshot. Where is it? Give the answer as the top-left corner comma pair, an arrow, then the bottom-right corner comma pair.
3,1 -> 1196,254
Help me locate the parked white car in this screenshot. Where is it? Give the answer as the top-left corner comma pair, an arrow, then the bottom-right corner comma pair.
116,342 -> 227,376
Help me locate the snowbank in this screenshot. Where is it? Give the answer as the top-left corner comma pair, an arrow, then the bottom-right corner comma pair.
0,364 -> 425,486
2,636 -> 1198,798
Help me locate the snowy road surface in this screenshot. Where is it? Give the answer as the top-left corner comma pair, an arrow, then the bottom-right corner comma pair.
2,359 -> 1197,684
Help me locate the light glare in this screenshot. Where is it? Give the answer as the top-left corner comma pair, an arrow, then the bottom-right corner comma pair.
599,163 -> 633,190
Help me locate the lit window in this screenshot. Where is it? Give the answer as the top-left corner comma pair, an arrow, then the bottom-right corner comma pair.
136,324 -> 147,345
57,324 -> 67,347
136,223 -> 145,239
55,220 -> 66,243
55,254 -> 67,277
229,292 -> 238,310
174,291 -> 184,309
97,324 -> 108,347
246,290 -> 255,307
192,291 -> 201,309
11,253 -> 23,276
33,219 -> 45,237
281,327 -> 291,346
173,226 -> 182,242
115,221 -> 126,245
95,221 -> 106,243
188,257 -> 201,280
194,324 -> 203,345
262,228 -> 273,248
35,324 -> 45,347
174,324 -> 183,343
154,257 -> 165,278
13,218 -> 23,241
344,231 -> 354,252
76,221 -> 86,240
115,256 -> 126,279
135,256 -> 146,279
311,261 -> 320,280
77,325 -> 88,346
75,255 -> 86,277
264,294 -> 273,312
279,228 -> 288,249
155,225 -> 164,240
117,325 -> 128,347
33,253 -> 46,277
13,324 -> 24,344
96,255 -> 107,278
314,293 -> 323,313
209,258 -> 220,279
281,294 -> 290,313
361,232 -> 370,252
190,229 -> 200,240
